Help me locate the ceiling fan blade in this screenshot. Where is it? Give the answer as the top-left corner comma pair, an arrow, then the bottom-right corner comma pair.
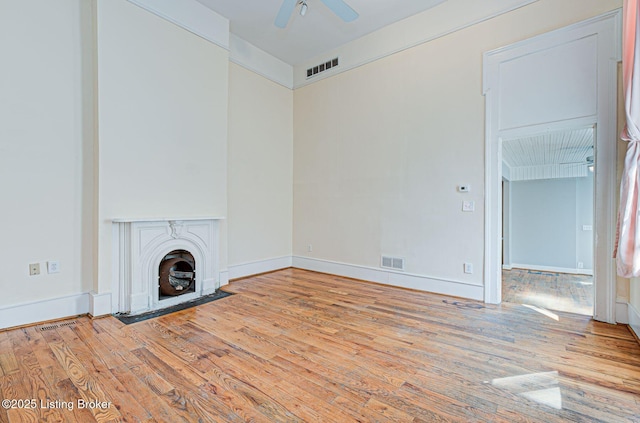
320,0 -> 359,22
560,157 -> 595,165
275,0 -> 298,28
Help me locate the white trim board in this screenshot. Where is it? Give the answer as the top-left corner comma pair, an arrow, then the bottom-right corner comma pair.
507,264 -> 594,276
616,299 -> 629,325
0,293 -> 89,330
230,35 -> 293,90
629,302 -> 640,340
127,0 -> 539,91
126,0 -> 230,50
293,0 -> 539,89
228,256 -> 293,280
292,256 -> 484,301
90,291 -> 112,318
219,270 -> 229,287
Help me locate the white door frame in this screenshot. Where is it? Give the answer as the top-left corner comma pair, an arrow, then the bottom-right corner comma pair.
483,10 -> 621,323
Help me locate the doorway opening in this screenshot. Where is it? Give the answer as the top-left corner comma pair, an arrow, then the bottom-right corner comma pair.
483,11 -> 620,323
500,126 -> 595,315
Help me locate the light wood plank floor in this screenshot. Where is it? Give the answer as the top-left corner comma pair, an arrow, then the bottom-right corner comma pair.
502,269 -> 594,316
1,268 -> 639,422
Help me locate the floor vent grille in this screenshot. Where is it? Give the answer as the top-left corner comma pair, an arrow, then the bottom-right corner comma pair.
39,321 -> 77,331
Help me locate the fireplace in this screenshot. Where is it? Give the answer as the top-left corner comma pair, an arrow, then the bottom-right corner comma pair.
112,217 -> 222,315
159,250 -> 196,298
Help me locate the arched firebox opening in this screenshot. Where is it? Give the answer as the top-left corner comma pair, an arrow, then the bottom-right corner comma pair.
159,250 -> 195,299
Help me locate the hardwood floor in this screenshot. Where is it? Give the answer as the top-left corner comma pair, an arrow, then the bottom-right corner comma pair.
1,268 -> 639,422
502,269 -> 594,316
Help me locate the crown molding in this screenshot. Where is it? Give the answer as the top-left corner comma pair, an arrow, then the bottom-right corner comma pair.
127,0 -> 229,50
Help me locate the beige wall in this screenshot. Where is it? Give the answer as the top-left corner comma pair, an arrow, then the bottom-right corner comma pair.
631,281 -> 640,311
1,0 -> 291,322
1,0 -> 629,323
0,0 -> 88,307
96,0 -> 230,293
293,0 -> 622,291
227,64 -> 293,266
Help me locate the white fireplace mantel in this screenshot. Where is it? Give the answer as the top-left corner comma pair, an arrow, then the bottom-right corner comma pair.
112,216 -> 225,223
111,217 -> 224,315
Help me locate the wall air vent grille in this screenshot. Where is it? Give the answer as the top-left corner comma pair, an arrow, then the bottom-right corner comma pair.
307,57 -> 339,79
381,256 -> 405,271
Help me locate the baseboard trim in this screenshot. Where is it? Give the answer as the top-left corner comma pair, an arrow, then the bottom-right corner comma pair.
219,270 -> 229,287
629,302 -> 640,341
89,291 -> 112,318
616,299 -> 629,324
509,263 -> 593,275
292,256 -> 484,301
228,256 -> 293,281
0,293 -> 89,330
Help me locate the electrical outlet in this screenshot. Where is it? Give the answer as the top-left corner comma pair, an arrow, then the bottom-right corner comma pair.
464,262 -> 473,274
29,263 -> 40,276
47,260 -> 60,274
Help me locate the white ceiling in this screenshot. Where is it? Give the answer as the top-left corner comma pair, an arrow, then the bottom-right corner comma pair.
502,127 -> 594,181
194,0 -> 446,65
503,127 -> 594,168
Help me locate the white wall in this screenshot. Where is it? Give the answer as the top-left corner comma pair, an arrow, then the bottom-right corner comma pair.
96,0 -> 230,294
0,0 -> 88,308
576,172 -> 594,269
502,180 -> 512,267
293,0 -> 620,297
510,176 -> 593,272
630,280 -> 640,336
227,63 -> 293,272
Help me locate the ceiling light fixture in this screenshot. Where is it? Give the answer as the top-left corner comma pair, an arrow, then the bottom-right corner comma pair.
299,1 -> 308,16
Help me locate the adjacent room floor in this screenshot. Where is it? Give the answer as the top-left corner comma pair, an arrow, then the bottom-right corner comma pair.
502,268 -> 593,316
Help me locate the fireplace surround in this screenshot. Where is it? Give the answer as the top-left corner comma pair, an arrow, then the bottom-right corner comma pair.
112,217 -> 222,315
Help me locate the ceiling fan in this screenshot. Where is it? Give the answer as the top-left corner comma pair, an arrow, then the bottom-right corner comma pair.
561,155 -> 595,172
275,0 -> 359,28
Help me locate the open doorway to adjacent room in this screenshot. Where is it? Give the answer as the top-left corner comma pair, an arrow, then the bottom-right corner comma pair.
483,11 -> 620,323
500,126 -> 595,316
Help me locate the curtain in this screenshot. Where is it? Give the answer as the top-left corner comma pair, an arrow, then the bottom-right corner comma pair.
617,0 -> 640,277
